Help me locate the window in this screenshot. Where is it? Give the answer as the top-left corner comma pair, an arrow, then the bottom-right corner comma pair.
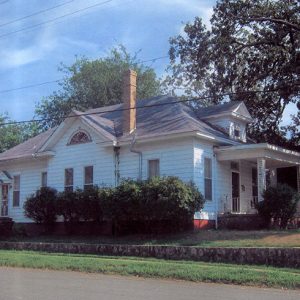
84,166 -> 93,190
13,175 -> 20,207
68,131 -> 91,145
148,159 -> 160,178
41,172 -> 47,187
234,128 -> 240,138
204,158 -> 212,201
64,168 -> 73,192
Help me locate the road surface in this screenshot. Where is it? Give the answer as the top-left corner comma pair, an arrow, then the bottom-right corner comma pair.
0,267 -> 298,300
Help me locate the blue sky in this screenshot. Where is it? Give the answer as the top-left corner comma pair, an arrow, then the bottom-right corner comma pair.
0,0 -> 295,126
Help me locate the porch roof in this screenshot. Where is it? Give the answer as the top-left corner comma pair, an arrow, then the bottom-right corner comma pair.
214,143 -> 300,168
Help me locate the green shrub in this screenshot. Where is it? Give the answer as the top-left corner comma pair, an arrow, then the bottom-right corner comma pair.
24,187 -> 57,233
256,184 -> 300,229
141,177 -> 204,222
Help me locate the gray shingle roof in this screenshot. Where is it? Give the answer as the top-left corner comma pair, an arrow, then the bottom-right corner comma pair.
0,127 -> 56,162
0,96 -> 244,162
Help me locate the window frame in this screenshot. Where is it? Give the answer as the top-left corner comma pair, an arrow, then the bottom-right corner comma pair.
84,166 -> 94,190
148,159 -> 160,179
64,168 -> 74,192
204,157 -> 213,201
67,130 -> 92,146
13,174 -> 20,207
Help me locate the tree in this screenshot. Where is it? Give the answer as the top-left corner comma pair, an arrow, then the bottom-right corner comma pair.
0,114 -> 40,153
165,0 -> 300,149
35,45 -> 162,129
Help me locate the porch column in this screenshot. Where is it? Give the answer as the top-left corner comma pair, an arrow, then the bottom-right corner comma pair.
257,158 -> 266,202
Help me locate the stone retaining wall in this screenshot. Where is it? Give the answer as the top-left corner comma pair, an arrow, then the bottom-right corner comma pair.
0,242 -> 298,268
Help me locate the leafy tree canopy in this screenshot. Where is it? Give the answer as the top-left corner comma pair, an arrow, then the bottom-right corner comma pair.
0,114 -> 39,153
165,0 -> 300,149
35,45 -> 162,129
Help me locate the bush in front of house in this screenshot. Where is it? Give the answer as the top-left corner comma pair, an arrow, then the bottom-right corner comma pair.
24,177 -> 204,235
24,187 -> 58,233
256,184 -> 300,229
107,176 -> 205,234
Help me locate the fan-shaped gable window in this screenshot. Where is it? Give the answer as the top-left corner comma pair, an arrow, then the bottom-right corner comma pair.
68,130 -> 91,145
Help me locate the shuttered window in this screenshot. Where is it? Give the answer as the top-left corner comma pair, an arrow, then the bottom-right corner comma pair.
148,159 -> 160,179
204,158 -> 212,201
13,175 -> 20,207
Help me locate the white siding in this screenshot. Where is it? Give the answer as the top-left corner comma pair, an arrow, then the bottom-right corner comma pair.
119,137 -> 194,182
0,159 -> 48,222
47,119 -> 115,190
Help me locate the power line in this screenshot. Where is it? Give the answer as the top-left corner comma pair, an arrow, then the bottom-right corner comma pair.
0,0 -> 75,28
1,86 -> 299,127
0,80 -> 60,94
0,0 -> 114,40
0,56 -> 169,95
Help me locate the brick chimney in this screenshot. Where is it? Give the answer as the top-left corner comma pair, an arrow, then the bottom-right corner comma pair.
122,69 -> 137,135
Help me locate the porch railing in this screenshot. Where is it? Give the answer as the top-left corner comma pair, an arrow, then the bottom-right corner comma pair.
232,197 -> 240,213
251,196 -> 258,209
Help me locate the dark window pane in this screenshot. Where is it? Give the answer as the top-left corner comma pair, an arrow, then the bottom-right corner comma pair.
65,168 -> 73,186
148,160 -> 160,178
13,191 -> 20,207
205,178 -> 212,200
84,166 -> 93,185
41,172 -> 47,187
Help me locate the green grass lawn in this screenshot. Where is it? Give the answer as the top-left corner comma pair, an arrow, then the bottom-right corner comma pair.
4,229 -> 300,248
0,250 -> 299,289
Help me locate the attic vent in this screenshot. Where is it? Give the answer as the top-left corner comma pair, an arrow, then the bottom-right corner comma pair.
230,161 -> 239,171
68,131 -> 91,145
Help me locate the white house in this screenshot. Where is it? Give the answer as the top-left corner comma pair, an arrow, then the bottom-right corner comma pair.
0,70 -> 299,228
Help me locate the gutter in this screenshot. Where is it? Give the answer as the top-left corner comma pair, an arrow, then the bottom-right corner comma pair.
130,132 -> 142,180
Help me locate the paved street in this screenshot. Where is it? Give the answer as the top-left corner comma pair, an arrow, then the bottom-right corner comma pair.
0,267 -> 298,300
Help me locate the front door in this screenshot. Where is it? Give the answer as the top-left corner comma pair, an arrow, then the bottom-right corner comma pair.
232,172 -> 240,212
1,184 -> 9,216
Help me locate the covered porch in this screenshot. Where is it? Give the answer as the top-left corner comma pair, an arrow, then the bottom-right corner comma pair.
215,143 -> 300,215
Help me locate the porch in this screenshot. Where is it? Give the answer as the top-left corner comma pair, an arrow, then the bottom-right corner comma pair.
215,143 -> 300,215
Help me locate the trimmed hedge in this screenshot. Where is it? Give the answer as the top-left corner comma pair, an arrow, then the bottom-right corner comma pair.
24,177 -> 204,234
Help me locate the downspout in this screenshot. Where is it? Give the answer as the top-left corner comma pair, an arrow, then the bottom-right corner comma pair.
130,133 -> 142,180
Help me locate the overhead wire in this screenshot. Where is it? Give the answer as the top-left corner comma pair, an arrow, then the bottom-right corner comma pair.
0,0 -> 114,39
1,85 -> 299,127
0,0 -> 75,28
0,56 -> 169,95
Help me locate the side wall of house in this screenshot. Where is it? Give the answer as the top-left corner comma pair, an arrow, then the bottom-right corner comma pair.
119,137 -> 194,182
47,119 -> 115,191
0,159 -> 48,222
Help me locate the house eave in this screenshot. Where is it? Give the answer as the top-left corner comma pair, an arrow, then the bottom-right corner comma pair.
215,143 -> 300,166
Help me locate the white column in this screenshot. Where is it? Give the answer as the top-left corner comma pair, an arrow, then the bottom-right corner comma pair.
257,158 -> 266,202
